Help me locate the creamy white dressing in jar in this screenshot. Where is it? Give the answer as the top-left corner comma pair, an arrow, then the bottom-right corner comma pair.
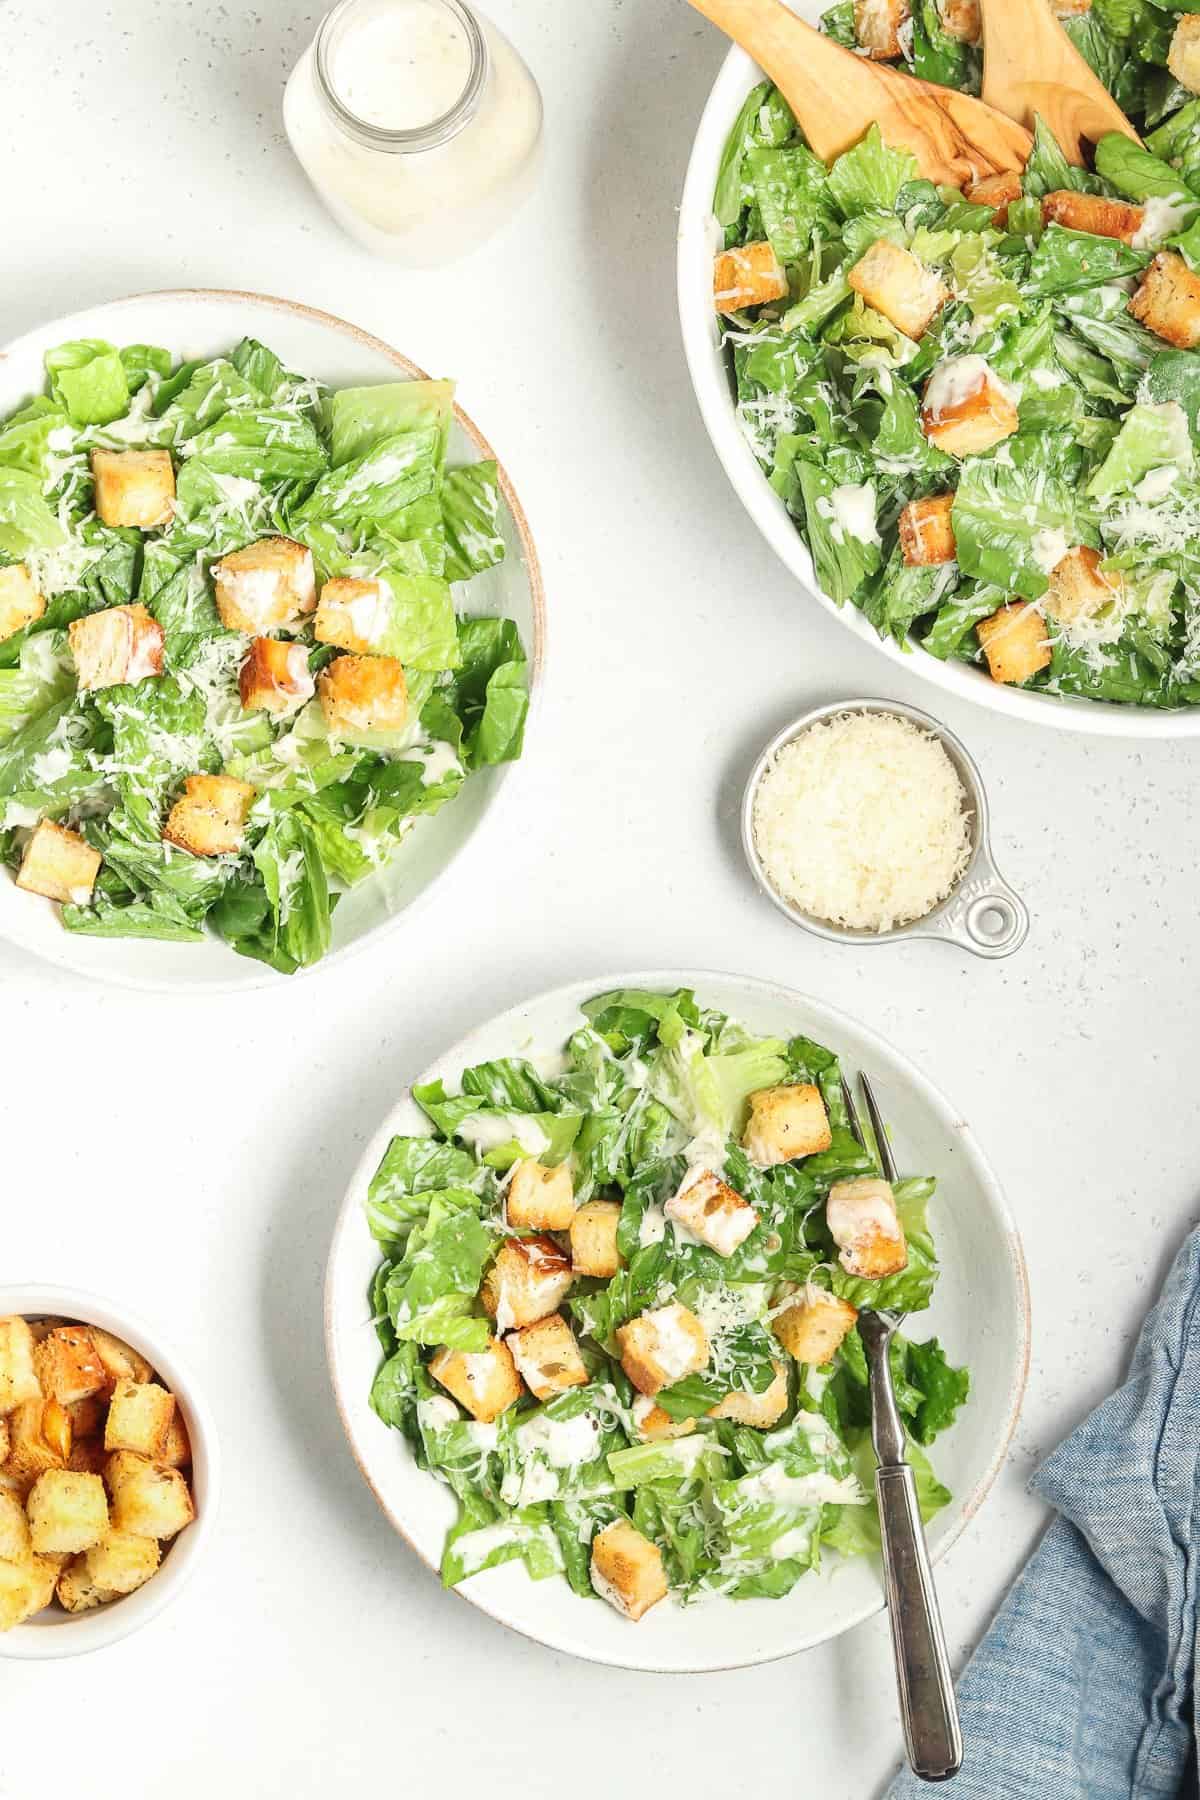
283,0 -> 543,265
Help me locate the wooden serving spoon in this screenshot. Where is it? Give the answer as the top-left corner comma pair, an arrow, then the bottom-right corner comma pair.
686,0 -> 1031,186
978,0 -> 1140,162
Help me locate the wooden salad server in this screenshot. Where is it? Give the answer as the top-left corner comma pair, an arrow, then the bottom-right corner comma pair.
978,0 -> 1140,161
685,0 -> 1031,186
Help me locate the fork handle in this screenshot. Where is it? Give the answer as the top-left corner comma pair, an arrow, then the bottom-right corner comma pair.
876,1465 -> 964,1782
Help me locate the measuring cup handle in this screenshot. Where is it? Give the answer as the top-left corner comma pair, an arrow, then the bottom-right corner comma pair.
917,848 -> 1030,960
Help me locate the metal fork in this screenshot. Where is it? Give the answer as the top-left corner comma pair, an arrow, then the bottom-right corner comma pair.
842,1073 -> 963,1785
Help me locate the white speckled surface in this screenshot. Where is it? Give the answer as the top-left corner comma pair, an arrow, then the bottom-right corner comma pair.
1,2 -> 1197,1794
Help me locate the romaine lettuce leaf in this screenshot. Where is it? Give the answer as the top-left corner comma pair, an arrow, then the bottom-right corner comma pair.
447,616 -> 528,767
1088,400 -> 1194,498
827,124 -> 918,217
441,462 -> 506,581
952,458 -> 1098,600
330,379 -> 455,468
45,339 -> 130,427
0,469 -> 66,560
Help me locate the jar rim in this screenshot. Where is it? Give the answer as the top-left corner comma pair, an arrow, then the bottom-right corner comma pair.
314,0 -> 488,153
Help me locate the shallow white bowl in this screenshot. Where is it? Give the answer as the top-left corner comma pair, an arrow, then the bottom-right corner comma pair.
0,1284 -> 220,1659
0,289 -> 544,990
677,22 -> 1200,738
325,970 -> 1030,1673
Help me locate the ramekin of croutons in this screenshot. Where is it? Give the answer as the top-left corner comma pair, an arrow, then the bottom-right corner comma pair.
0,1287 -> 219,1657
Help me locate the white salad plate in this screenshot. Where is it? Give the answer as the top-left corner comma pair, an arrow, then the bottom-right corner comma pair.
0,290 -> 544,991
676,17 -> 1200,739
325,969 -> 1030,1673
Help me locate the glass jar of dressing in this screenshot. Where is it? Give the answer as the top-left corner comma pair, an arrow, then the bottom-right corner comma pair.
284,0 -> 543,265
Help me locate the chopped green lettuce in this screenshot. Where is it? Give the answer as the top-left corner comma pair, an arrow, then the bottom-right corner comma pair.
713,85 -> 1200,708
365,990 -> 966,1608
0,336 -> 527,965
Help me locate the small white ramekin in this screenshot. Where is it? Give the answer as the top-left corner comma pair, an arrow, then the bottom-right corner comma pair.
0,1285 -> 220,1659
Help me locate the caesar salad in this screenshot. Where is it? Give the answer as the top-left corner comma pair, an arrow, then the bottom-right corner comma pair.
714,79 -> 1200,707
0,336 -> 528,970
365,988 -> 968,1619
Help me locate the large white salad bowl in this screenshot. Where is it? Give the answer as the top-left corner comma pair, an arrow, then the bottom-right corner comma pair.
0,290 -> 544,991
325,970 -> 1030,1674
677,13 -> 1200,737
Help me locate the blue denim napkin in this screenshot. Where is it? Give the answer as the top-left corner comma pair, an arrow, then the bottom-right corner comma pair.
886,1225 -> 1200,1797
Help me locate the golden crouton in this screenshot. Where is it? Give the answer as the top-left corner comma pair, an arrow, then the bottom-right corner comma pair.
665,1169 -> 758,1258
69,602 -> 164,692
59,1394 -> 105,1447
713,242 -> 789,316
977,601 -> 1051,685
25,1318 -> 67,1344
6,1398 -> 72,1492
0,563 -> 45,642
854,0 -> 910,57
317,652 -> 408,738
633,1397 -> 696,1441
57,1558 -> 115,1614
107,1453 -> 194,1540
743,1084 -> 832,1167
1129,252 -> 1200,349
26,1469 -> 109,1555
212,536 -> 316,634
87,1328 -> 153,1395
0,1416 -> 7,1463
0,1317 -> 42,1414
922,358 -> 1020,456
708,1362 -> 790,1429
163,773 -> 256,857
898,493 -> 957,567
0,1493 -> 31,1562
848,241 -> 948,341
569,1199 -> 625,1279
590,1519 -> 668,1621
1169,14 -> 1200,93
84,1529 -> 160,1596
238,636 -> 315,715
68,1439 -> 110,1477
33,1327 -> 107,1407
773,1289 -> 859,1364
66,1396 -> 105,1440
159,1409 -> 192,1470
481,1235 -> 574,1332
104,1381 -> 175,1459
1048,0 -> 1090,13
429,1338 -> 523,1425
616,1303 -> 709,1398
966,171 -> 1023,228
506,1158 -> 576,1233
16,820 -> 102,907
827,1177 -> 909,1279
314,577 -> 392,653
91,449 -> 176,529
1042,190 -> 1144,244
938,0 -> 980,42
505,1316 -> 589,1401
0,1553 -> 58,1630
1044,545 -> 1122,628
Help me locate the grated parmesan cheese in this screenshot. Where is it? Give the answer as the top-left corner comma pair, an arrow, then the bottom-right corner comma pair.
752,712 -> 972,933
